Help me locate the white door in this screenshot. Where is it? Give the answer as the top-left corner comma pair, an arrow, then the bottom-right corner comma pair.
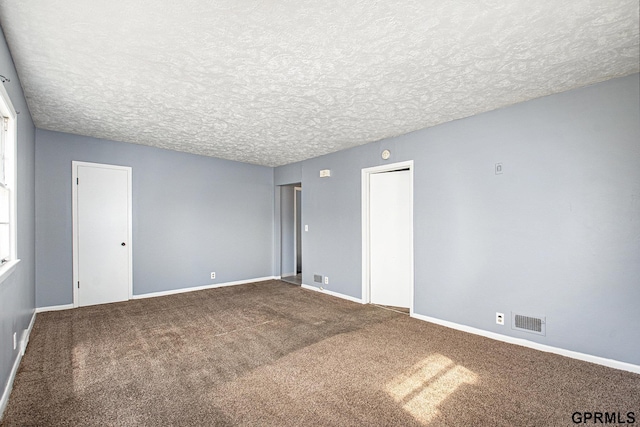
369,170 -> 412,308
74,162 -> 132,307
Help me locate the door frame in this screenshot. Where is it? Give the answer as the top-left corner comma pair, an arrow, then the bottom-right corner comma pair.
72,161 -> 133,308
293,186 -> 302,276
361,160 -> 414,314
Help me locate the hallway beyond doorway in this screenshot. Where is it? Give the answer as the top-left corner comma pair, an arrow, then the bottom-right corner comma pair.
281,273 -> 302,286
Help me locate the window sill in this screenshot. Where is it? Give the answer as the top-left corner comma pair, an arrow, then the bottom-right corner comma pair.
0,259 -> 21,286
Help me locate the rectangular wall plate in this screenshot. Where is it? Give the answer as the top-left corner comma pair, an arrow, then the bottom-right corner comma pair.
511,312 -> 546,335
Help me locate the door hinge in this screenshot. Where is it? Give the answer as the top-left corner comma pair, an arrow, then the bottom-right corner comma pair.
76,178 -> 79,185
2,117 -> 8,131
77,281 -> 80,288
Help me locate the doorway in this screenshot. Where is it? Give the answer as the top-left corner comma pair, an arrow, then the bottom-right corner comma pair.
294,186 -> 302,275
362,161 -> 414,313
280,184 -> 302,285
72,161 -> 132,307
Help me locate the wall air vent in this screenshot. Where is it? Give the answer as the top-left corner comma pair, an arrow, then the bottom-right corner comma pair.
511,312 -> 546,336
314,274 -> 323,283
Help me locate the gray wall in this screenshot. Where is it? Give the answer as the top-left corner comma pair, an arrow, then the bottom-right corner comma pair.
277,74 -> 640,365
0,27 -> 36,411
35,130 -> 274,307
274,162 -> 302,186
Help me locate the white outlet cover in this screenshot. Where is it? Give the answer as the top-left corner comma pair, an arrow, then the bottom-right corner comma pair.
211,272 -> 216,279
496,312 -> 505,325
324,277 -> 329,285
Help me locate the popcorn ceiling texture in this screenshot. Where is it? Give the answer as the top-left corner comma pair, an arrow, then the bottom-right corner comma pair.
0,0 -> 638,166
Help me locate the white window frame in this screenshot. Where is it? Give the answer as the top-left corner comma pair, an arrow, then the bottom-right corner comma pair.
0,82 -> 19,284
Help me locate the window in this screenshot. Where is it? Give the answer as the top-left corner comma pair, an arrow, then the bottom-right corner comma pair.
0,83 -> 17,269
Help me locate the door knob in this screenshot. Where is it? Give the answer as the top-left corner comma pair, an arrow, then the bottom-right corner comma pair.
121,242 -> 126,246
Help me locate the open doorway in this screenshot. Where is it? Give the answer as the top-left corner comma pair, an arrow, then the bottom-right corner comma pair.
295,186 -> 302,275
280,184 -> 302,285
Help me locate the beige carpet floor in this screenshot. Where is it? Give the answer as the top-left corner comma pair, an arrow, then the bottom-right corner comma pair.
2,280 -> 638,426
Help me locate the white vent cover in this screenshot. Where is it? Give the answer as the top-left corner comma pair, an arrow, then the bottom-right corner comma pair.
511,312 -> 546,336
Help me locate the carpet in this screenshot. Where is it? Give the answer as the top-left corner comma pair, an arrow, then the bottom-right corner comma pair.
2,280 -> 638,426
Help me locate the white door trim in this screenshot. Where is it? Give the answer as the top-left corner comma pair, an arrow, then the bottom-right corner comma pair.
72,161 -> 133,308
293,186 -> 301,276
361,160 -> 414,314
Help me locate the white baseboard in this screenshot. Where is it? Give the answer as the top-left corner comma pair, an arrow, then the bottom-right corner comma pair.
35,277 -> 280,310
132,276 -> 278,300
411,313 -> 640,375
20,311 -> 35,358
35,303 -> 74,313
301,284 -> 364,304
0,309 -> 36,421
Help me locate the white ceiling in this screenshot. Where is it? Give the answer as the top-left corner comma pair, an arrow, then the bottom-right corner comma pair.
0,1 -> 638,167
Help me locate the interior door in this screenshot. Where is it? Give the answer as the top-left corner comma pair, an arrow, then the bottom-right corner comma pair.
369,170 -> 412,308
75,163 -> 131,307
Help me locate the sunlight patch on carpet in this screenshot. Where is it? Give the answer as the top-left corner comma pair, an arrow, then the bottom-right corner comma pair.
72,342 -> 91,393
386,354 -> 477,425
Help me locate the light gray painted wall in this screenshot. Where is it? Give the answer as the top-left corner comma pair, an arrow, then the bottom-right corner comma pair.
0,27 -> 36,413
280,185 -> 295,276
35,130 -> 274,307
277,74 -> 640,365
274,162 -> 302,186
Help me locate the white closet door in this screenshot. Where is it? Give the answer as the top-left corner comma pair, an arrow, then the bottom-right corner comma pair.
369,170 -> 412,308
76,163 -> 131,307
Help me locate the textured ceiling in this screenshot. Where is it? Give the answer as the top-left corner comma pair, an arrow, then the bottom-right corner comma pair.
0,1 -> 638,167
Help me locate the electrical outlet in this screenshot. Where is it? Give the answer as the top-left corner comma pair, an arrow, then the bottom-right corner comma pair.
324,276 -> 329,285
13,332 -> 17,350
496,312 -> 505,325
210,272 -> 216,280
